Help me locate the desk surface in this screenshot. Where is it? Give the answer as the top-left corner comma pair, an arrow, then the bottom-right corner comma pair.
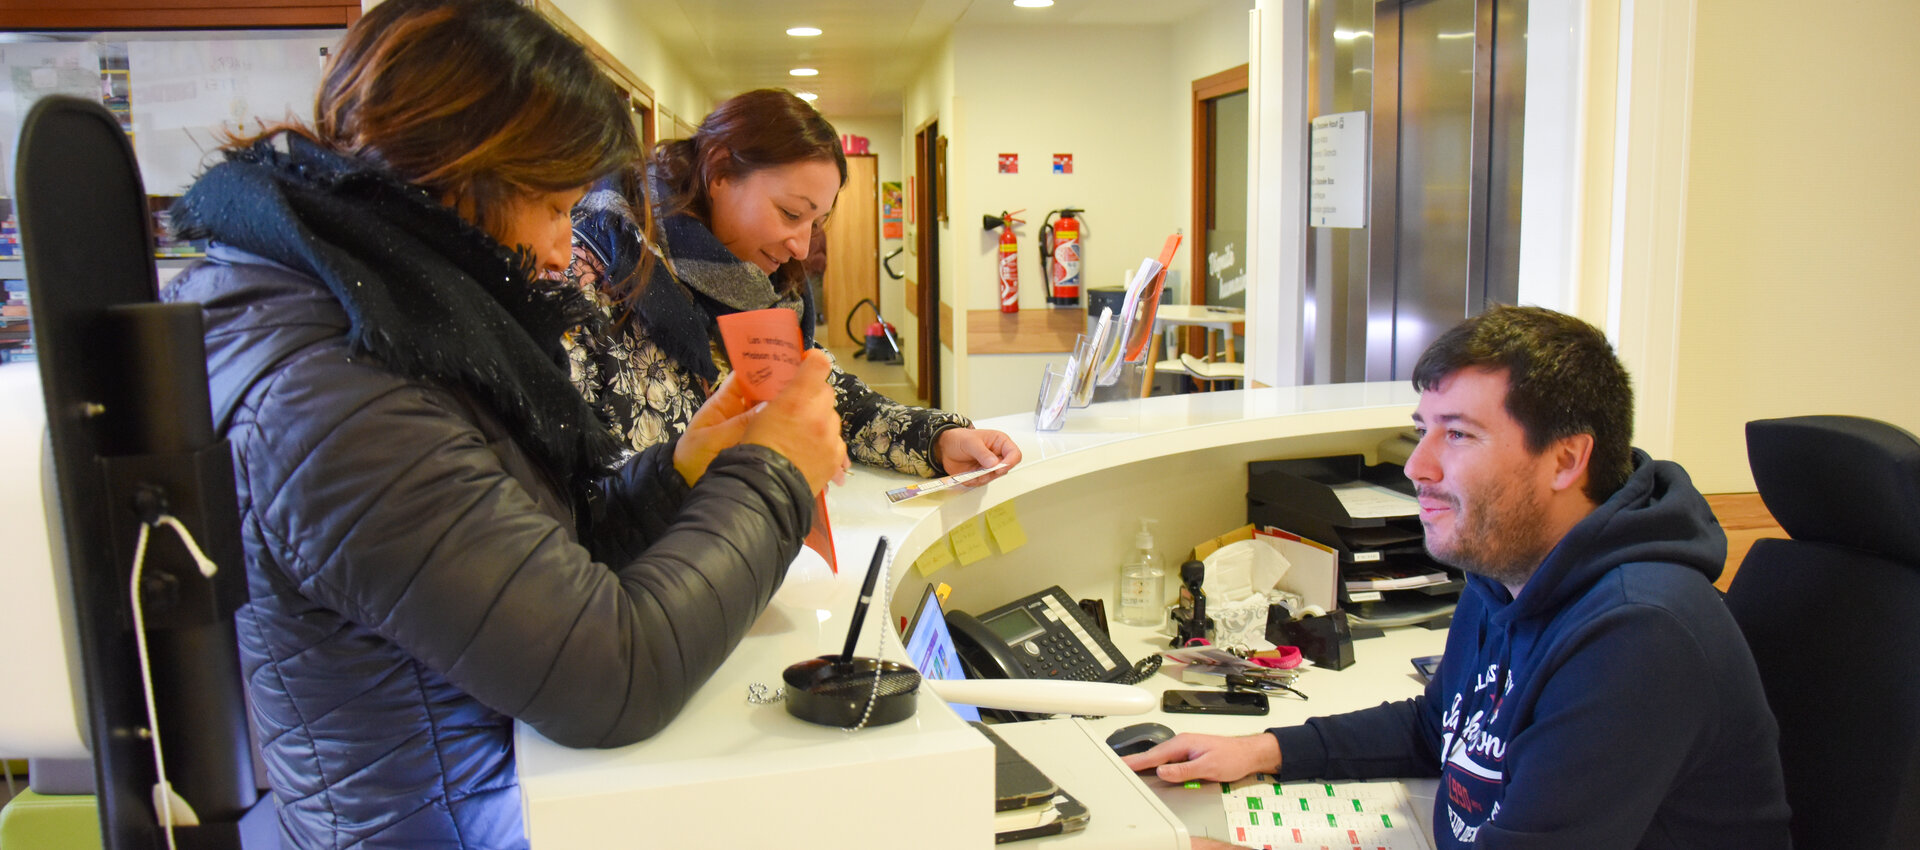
1082,623 -> 1447,845
1153,305 -> 1245,327
514,382 -> 1426,848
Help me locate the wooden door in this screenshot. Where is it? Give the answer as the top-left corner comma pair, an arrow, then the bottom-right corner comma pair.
823,154 -> 879,349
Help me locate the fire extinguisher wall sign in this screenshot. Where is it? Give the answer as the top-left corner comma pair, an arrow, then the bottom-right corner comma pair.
1039,208 -> 1085,308
984,210 -> 1025,313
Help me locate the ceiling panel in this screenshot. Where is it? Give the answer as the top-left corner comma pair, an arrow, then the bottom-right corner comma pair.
614,0 -> 1235,119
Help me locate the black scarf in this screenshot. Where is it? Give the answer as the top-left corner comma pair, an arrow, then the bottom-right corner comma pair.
173,135 -> 626,491
585,179 -> 815,390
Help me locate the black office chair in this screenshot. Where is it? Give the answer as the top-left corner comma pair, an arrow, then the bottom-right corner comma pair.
8,95 -> 272,848
1725,415 -> 1920,850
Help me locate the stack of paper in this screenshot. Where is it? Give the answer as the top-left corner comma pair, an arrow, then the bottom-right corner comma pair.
1342,563 -> 1451,592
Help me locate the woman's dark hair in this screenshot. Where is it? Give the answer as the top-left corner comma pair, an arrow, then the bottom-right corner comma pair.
238,0 -> 639,241
1411,305 -> 1636,502
652,88 -> 845,292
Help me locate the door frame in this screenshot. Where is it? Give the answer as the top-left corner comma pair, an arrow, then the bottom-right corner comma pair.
912,118 -> 942,408
1191,64 -> 1251,353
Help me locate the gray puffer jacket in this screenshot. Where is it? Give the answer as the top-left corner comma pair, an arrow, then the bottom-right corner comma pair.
169,247 -> 809,849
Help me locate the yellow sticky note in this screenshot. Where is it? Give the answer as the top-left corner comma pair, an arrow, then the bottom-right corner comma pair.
934,582 -> 952,604
985,501 -> 1028,553
913,540 -> 957,577
948,517 -> 993,566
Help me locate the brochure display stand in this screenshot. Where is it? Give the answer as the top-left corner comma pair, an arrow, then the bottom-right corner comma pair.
1034,236 -> 1181,431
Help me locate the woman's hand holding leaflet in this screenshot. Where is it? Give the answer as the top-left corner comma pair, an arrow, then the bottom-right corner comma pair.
742,349 -> 847,494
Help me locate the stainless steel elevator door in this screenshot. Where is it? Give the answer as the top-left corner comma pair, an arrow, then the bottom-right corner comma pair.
1306,0 -> 1526,384
1376,0 -> 1477,379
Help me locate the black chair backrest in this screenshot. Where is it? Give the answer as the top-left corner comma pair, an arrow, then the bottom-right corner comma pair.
17,95 -> 262,848
1726,415 -> 1920,850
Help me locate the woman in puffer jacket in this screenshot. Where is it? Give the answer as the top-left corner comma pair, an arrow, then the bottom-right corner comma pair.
161,2 -> 846,847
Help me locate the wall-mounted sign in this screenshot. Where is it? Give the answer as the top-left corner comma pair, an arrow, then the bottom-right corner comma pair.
1309,111 -> 1367,229
881,181 -> 903,240
998,153 -> 1018,174
1052,153 -> 1072,175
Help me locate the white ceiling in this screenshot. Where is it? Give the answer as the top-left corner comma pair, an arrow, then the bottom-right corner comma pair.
620,0 -> 1234,118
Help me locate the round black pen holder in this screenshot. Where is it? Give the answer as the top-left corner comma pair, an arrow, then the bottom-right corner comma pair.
782,656 -> 921,728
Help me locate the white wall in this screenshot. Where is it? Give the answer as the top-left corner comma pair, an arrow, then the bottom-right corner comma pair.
944,24 -> 1187,418
1667,0 -> 1920,492
901,38 -> 956,403
1169,1 -> 1260,308
547,0 -> 717,133
1247,0 -> 1308,388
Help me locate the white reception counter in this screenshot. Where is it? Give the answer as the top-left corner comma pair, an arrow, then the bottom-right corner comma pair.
513,382 -> 1438,848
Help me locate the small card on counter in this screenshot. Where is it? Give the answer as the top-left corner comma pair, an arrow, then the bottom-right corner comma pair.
885,463 -> 1008,503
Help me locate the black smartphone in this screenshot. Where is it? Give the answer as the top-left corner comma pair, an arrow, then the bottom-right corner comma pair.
1161,688 -> 1269,716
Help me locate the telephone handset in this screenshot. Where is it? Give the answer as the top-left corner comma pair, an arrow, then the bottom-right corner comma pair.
947,585 -> 1134,685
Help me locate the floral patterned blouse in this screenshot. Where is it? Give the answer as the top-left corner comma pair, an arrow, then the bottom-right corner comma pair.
562,243 -> 969,477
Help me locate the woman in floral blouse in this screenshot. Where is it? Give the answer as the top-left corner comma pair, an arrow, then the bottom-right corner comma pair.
564,88 -> 1021,481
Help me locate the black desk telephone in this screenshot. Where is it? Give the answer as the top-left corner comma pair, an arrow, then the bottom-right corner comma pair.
948,585 -> 1138,685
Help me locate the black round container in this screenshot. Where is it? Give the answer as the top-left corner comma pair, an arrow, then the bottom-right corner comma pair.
781,656 -> 921,728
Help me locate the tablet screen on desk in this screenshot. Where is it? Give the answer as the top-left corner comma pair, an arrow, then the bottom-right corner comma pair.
902,586 -> 981,722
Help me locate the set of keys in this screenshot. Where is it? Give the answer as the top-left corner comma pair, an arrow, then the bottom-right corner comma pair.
1222,670 -> 1309,701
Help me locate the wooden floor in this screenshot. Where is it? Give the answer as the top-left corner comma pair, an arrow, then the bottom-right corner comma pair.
1704,493 -> 1783,592
826,344 -> 924,408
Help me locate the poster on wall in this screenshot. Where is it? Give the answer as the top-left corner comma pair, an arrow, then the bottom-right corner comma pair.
1308,111 -> 1367,228
881,181 -> 903,240
0,41 -> 105,200
128,36 -> 335,195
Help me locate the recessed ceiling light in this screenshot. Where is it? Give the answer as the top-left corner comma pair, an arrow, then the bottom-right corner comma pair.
786,26 -> 822,37
789,67 -> 819,77
796,92 -> 819,102
1013,0 -> 1054,7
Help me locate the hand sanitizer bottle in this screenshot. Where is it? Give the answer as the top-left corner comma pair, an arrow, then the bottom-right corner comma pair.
1116,519 -> 1165,626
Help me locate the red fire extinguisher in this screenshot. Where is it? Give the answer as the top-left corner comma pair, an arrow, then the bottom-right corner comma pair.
1038,208 -> 1085,308
983,210 -> 1025,313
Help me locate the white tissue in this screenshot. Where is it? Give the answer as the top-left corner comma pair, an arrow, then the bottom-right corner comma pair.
1197,540 -> 1293,649
1201,539 -> 1291,602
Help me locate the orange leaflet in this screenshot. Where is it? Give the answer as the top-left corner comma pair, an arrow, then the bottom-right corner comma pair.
714,307 -> 837,572
715,308 -> 804,403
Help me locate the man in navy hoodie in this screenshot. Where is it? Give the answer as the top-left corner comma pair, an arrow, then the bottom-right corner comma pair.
1126,306 -> 1791,849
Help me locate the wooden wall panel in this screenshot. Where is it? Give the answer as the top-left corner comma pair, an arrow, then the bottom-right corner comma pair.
0,0 -> 360,28
1703,492 -> 1782,593
938,302 -> 953,357
965,308 -> 1082,355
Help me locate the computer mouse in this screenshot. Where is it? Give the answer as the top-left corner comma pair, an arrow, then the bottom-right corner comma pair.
1105,721 -> 1175,757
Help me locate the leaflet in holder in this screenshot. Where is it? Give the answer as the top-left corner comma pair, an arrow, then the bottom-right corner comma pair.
1120,234 -> 1183,363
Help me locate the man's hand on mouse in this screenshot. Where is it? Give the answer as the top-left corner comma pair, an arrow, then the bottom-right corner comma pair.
1121,731 -> 1281,784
